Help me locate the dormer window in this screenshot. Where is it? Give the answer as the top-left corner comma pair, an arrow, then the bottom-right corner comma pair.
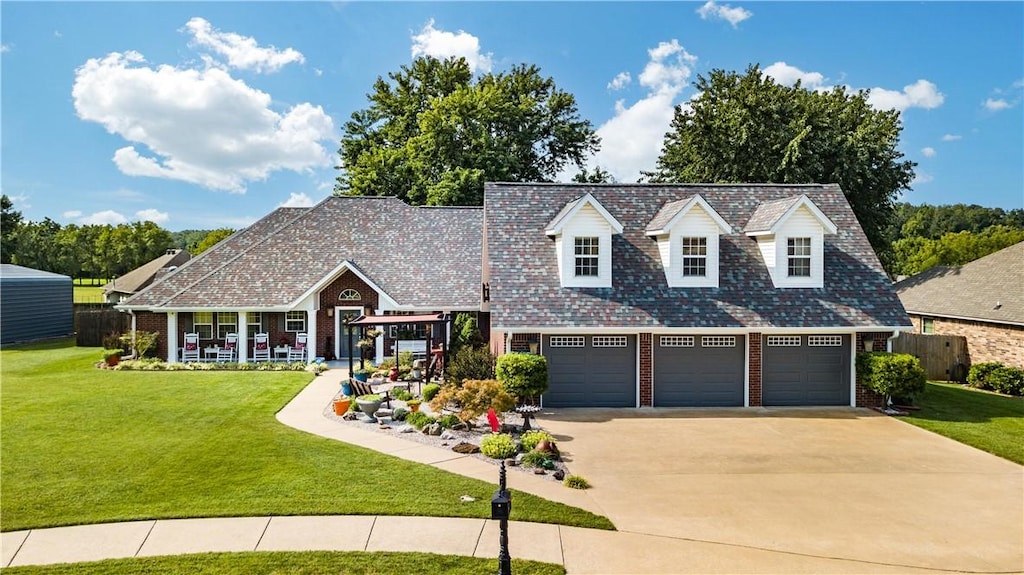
645,195 -> 731,288
787,238 -> 811,277
574,237 -> 600,276
546,193 -> 623,288
681,237 -> 707,277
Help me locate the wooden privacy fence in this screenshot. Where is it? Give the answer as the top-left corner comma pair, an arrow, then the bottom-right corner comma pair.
75,304 -> 130,347
892,333 -> 969,382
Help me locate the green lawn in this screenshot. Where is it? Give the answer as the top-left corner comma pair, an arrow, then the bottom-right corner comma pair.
73,285 -> 106,303
0,340 -> 613,532
1,551 -> 565,575
902,381 -> 1024,464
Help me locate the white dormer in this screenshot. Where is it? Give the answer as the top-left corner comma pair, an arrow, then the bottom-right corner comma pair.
645,195 -> 732,288
545,193 -> 623,288
744,195 -> 837,288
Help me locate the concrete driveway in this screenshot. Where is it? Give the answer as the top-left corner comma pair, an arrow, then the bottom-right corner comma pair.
539,408 -> 1023,574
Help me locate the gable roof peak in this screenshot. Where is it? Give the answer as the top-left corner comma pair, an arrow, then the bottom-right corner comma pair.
645,194 -> 732,236
744,194 -> 838,236
545,192 -> 624,236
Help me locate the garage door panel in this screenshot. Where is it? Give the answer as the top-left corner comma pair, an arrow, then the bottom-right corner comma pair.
654,336 -> 745,407
544,335 -> 636,407
763,335 -> 850,406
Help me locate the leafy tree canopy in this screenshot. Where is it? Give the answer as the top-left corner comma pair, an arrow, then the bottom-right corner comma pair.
194,228 -> 235,255
887,202 -> 1024,242
890,225 -> 1024,277
650,65 -> 915,253
1,194 -> 23,264
335,56 -> 599,206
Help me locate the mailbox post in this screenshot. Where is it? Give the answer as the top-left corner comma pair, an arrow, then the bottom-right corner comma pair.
490,460 -> 512,575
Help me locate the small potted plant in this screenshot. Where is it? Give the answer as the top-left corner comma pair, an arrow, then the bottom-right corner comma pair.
406,398 -> 422,413
355,394 -> 383,421
333,395 -> 352,415
353,367 -> 374,383
102,348 -> 124,367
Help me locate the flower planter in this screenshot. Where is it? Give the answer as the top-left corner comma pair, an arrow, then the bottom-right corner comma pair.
356,398 -> 383,422
353,372 -> 369,383
333,398 -> 352,415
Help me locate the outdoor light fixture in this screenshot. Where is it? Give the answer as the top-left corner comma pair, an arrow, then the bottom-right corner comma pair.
491,461 -> 512,575
326,308 -> 334,317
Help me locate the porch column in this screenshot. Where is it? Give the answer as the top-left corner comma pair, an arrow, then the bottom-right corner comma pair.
374,308 -> 384,364
306,309 -> 317,361
237,312 -> 248,363
167,312 -> 178,363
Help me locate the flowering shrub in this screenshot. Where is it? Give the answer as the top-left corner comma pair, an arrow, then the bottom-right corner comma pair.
116,360 -> 317,372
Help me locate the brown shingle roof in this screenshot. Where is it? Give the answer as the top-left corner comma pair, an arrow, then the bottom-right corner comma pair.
122,197 -> 482,310
894,241 -> 1024,326
104,250 -> 191,296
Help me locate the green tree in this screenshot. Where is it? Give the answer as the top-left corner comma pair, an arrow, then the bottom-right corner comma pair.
572,165 -> 615,183
195,228 -> 234,254
1,194 -> 23,264
651,65 -> 915,253
336,56 -> 599,206
890,226 -> 1024,276
13,218 -> 63,272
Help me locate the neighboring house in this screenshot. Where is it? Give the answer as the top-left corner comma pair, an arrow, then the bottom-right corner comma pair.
484,183 -> 912,408
104,249 -> 192,304
120,183 -> 911,409
0,264 -> 73,345
117,197 -> 482,364
894,241 -> 1023,368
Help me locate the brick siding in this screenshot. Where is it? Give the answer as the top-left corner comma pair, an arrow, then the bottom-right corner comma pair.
639,333 -> 652,406
135,311 -> 168,359
317,272 -> 378,361
854,331 -> 888,408
910,314 -> 1023,369
748,332 -> 761,406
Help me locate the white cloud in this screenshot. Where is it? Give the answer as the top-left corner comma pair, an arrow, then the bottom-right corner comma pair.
80,210 -> 129,225
63,210 -> 83,219
184,17 -> 304,74
279,192 -> 315,208
135,208 -> 169,223
984,98 -> 1012,111
696,1 -> 753,27
8,194 -> 30,210
314,68 -> 323,77
607,71 -> 631,91
411,19 -> 492,74
54,30 -> 62,38
73,50 -> 335,193
763,62 -> 825,90
941,134 -> 962,142
866,79 -> 944,112
921,147 -> 936,158
1,44 -> 10,53
911,172 -> 934,185
583,40 -> 698,183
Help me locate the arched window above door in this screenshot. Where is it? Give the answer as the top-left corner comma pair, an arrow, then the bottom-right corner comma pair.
339,289 -> 360,301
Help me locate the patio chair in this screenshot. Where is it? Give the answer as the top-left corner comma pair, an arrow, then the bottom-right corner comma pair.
252,333 -> 271,362
287,333 -> 308,362
182,332 -> 200,362
217,333 -> 238,363
350,377 -> 391,408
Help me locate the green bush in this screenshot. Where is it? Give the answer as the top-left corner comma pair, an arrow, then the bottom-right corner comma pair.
519,450 -> 551,468
564,475 -> 590,489
480,433 -> 518,459
391,388 -> 413,401
119,330 -> 159,358
855,352 -> 926,401
447,345 -> 496,386
392,407 -> 409,421
437,414 -> 461,429
520,430 -> 555,452
988,366 -> 1024,396
496,353 -> 549,401
357,394 -> 381,402
968,362 -> 1004,390
429,379 -> 515,423
102,348 -> 124,362
422,383 -> 441,402
405,411 -> 435,430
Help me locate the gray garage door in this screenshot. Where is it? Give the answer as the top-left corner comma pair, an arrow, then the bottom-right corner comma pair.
543,335 -> 636,407
762,334 -> 850,406
654,335 -> 745,406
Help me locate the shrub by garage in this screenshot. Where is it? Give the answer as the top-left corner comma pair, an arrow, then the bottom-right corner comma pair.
856,352 -> 926,405
496,353 -> 549,404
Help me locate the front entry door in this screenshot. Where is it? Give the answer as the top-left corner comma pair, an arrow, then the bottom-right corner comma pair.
336,308 -> 363,361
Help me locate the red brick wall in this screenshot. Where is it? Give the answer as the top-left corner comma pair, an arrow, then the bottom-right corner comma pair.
854,331 -> 888,408
509,333 -> 538,353
748,332 -> 762,406
639,333 -> 652,406
910,314 -> 1023,369
316,272 -> 379,360
135,311 -> 168,359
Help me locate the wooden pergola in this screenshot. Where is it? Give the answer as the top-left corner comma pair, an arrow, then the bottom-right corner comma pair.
345,313 -> 452,382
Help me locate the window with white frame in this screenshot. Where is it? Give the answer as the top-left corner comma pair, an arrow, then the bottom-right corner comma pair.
339,289 -> 360,301
701,336 -> 736,347
660,336 -> 694,347
193,312 -> 213,340
549,336 -> 585,347
681,237 -> 707,277
766,335 -> 802,347
285,311 -> 306,332
922,318 -> 934,334
787,237 -> 812,277
246,312 -> 263,339
574,237 -> 600,277
592,336 -> 627,347
217,312 -> 237,338
808,335 -> 843,346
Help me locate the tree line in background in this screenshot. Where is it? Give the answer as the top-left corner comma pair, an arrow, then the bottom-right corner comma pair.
0,195 -> 231,280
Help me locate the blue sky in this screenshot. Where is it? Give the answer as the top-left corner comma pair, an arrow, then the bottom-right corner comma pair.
2,1 -> 1021,231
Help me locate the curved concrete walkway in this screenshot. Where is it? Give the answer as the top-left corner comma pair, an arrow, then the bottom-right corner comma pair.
2,370 -> 1014,573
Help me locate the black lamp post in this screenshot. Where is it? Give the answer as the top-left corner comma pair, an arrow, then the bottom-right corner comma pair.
490,460 -> 512,575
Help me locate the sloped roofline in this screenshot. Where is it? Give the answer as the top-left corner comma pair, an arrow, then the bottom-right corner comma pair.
645,194 -> 733,236
291,260 -> 401,310
745,194 -> 838,236
544,192 -> 624,235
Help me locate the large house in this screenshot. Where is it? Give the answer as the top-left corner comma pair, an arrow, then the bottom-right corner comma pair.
119,183 -> 911,408
894,241 -> 1023,368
